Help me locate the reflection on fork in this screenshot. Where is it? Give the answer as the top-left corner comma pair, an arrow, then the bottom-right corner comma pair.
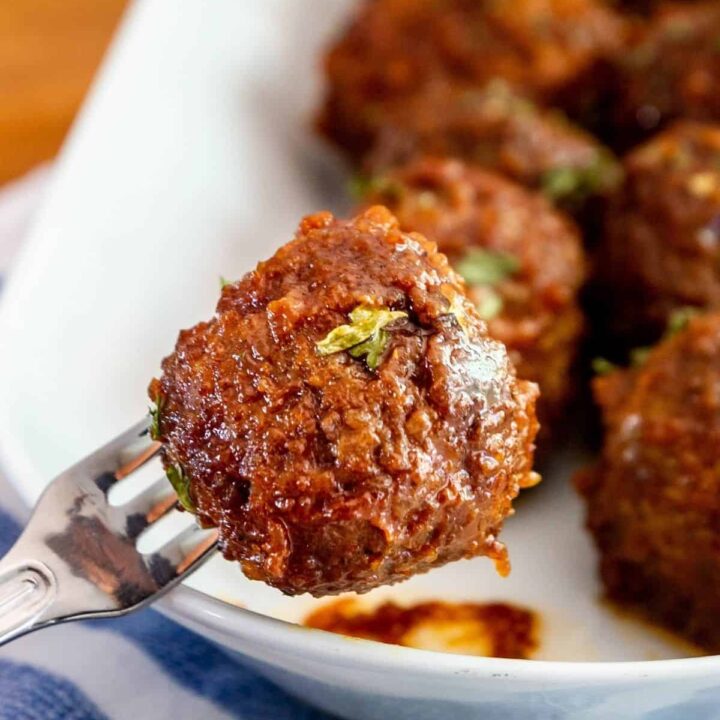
0,418 -> 217,647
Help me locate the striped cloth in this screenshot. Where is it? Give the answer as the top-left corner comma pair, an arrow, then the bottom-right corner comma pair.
0,170 -> 334,720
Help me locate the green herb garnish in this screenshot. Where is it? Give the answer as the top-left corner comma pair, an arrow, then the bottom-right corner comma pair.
473,79 -> 537,117
166,464 -> 195,513
542,166 -> 583,201
454,248 -> 519,321
347,334 -> 389,369
316,305 -> 408,369
666,306 -> 699,337
630,346 -> 651,368
219,276 -> 231,289
149,395 -> 164,441
349,175 -> 405,202
455,248 -> 519,287
592,357 -> 618,376
475,291 -> 504,321
630,307 -> 700,368
541,151 -> 621,207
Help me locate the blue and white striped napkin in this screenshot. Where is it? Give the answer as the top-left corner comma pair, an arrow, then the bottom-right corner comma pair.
0,169 -> 334,720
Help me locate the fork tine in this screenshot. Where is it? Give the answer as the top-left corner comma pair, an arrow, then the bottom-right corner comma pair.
0,419 -> 219,647
119,477 -> 178,539
148,524 -> 219,577
62,418 -> 159,495
115,440 -> 162,481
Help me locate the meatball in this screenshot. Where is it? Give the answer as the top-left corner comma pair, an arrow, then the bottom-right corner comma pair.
357,157 -> 586,435
609,2 -> 720,147
593,121 -> 720,348
318,0 -> 627,159
364,80 -> 621,212
150,207 -> 539,597
577,312 -> 720,651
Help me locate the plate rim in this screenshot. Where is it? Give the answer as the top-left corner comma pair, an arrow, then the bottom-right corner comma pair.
158,581 -> 720,682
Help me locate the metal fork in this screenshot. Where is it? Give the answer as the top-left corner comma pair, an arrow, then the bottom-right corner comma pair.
0,419 -> 218,647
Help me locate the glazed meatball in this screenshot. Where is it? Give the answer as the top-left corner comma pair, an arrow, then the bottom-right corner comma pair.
150,207 -> 539,597
609,2 -> 720,147
577,312 -> 720,651
364,80 -> 621,212
593,121 -> 720,348
357,157 -> 586,434
318,0 -> 627,159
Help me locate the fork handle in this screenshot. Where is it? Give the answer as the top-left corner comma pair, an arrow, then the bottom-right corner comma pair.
0,560 -> 57,646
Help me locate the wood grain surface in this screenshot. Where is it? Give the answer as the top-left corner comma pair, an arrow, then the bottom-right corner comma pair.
0,0 -> 127,186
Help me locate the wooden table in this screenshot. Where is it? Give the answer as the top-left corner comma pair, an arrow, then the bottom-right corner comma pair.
0,0 -> 127,186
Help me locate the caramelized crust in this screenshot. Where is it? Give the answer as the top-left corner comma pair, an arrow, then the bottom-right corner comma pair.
319,0 -> 626,158
594,121 -> 720,347
152,207 -> 538,596
577,313 -> 720,651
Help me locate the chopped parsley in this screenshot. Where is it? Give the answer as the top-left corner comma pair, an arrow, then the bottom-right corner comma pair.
475,292 -> 504,322
149,395 -> 164,441
347,334 -> 389,369
629,307 -> 700,369
472,79 -> 537,118
592,357 -> 618,376
542,166 -> 583,201
219,276 -> 232,289
630,346 -> 651,368
349,175 -> 405,203
316,305 -> 408,369
455,248 -> 519,286
666,306 -> 699,337
541,151 -> 621,207
455,248 -> 519,321
593,308 -> 701,375
166,464 -> 194,513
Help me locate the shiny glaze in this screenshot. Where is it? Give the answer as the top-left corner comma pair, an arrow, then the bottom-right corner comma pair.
152,207 -> 538,596
578,313 -> 720,652
596,121 -> 720,347
359,157 -> 585,436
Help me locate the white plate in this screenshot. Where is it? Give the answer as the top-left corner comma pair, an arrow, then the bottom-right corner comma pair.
0,1 -> 719,718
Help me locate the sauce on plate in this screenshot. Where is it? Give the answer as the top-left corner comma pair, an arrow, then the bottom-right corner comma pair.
304,598 -> 539,658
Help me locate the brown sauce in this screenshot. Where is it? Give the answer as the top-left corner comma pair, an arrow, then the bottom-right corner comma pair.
304,598 -> 538,659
